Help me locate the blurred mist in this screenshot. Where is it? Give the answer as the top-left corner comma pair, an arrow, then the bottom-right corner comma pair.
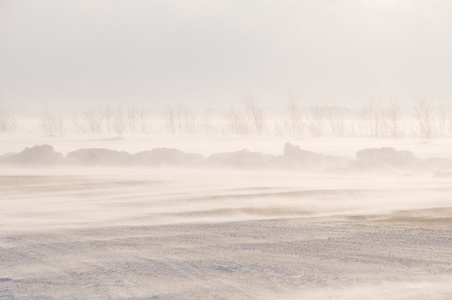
0,0 -> 451,108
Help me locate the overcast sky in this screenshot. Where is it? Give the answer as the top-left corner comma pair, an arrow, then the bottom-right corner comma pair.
1,0 -> 451,108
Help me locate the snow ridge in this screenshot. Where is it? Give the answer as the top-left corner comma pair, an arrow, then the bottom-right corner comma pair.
1,143 -> 452,174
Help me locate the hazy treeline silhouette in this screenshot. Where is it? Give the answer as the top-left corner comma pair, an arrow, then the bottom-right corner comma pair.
0,98 -> 450,139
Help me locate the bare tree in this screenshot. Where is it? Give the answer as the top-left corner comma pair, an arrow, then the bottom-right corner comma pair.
272,117 -> 285,136
361,102 -> 384,137
112,106 -> 126,136
83,107 -> 105,134
164,105 -> 197,134
202,116 -> 218,135
348,115 -> 357,137
385,100 -> 403,138
285,97 -> 304,136
164,106 -> 177,134
436,103 -> 449,137
41,105 -> 64,135
178,105 -> 197,134
127,106 -> 137,134
326,106 -> 347,137
0,107 -> 15,133
137,105 -> 148,133
105,104 -> 111,134
308,105 -> 325,137
71,115 -> 85,134
413,97 -> 433,140
224,105 -> 248,135
245,98 -> 265,135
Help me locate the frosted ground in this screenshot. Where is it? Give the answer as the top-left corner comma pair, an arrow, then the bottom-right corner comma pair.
1,135 -> 452,299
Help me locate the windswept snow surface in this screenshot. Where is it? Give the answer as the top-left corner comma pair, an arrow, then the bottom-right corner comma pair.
0,136 -> 451,299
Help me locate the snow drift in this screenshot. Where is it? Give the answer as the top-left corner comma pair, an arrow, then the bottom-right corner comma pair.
206,149 -> 274,169
279,142 -> 351,171
130,148 -> 204,167
348,147 -> 452,173
67,148 -> 132,166
2,143 -> 452,175
0,145 -> 64,165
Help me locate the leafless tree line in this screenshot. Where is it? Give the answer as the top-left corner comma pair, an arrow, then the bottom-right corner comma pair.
223,98 -> 265,135
164,105 -> 196,134
0,106 -> 16,133
40,105 -> 150,136
2,99 -> 452,139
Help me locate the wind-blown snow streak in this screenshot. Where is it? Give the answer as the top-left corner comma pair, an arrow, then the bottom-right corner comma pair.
1,139 -> 451,299
0,166 -> 451,299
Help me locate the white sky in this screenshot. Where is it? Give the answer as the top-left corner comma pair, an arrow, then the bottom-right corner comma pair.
0,0 -> 451,108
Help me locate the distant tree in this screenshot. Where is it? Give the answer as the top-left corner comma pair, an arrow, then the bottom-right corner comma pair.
179,105 -> 197,134
105,104 -> 111,134
0,105 -> 16,133
360,102 -> 384,137
41,105 -> 64,135
83,106 -> 105,134
436,103 -> 449,137
164,106 -> 176,134
385,100 -> 403,138
285,97 -> 304,136
224,105 -> 248,135
112,106 -> 126,136
308,105 -> 325,137
326,106 -> 347,137
138,104 -> 148,133
127,105 -> 138,134
245,97 -> 265,135
413,97 -> 433,140
164,105 -> 196,134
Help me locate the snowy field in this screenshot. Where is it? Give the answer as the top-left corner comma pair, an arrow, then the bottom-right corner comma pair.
1,136 -> 452,299
3,0 -> 452,298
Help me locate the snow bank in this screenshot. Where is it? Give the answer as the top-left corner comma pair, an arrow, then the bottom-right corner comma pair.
279,143 -> 351,171
130,148 -> 204,167
348,147 -> 418,172
2,143 -> 452,174
207,149 -> 274,169
205,144 -> 350,171
424,157 -> 452,172
357,147 -> 416,165
67,148 -> 132,166
0,145 -> 64,165
348,147 -> 452,173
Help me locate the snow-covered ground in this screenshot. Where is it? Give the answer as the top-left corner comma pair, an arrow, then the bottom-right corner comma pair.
1,135 -> 451,299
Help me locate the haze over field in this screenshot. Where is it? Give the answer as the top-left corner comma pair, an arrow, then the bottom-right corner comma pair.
1,137 -> 452,299
1,159 -> 452,299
